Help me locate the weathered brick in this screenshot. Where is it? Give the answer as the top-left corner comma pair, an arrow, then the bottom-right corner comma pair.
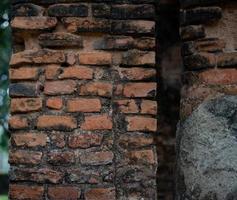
99,36 -> 134,50
123,83 -> 156,97
48,186 -> 81,200
80,151 -> 114,166
92,4 -> 111,18
11,98 -> 42,113
37,115 -> 77,130
62,18 -> 110,33
10,83 -> 38,97
128,149 -> 157,165
80,82 -> 113,97
59,66 -> 93,80
11,16 -> 57,31
10,49 -> 65,66
39,32 -> 83,48
10,68 -> 39,80
217,52 -> 237,67
46,98 -> 63,110
69,133 -> 103,149
180,25 -> 205,41
112,20 -> 155,35
119,67 -> 156,80
44,80 -> 77,95
11,168 -> 63,184
9,150 -> 42,165
48,151 -> 75,165
67,98 -> 101,113
122,50 -> 155,66
12,133 -> 47,147
141,100 -> 157,115
114,99 -> 139,113
50,133 -> 66,148
9,116 -> 29,130
12,3 -> 44,17
9,184 -> 44,200
48,4 -> 88,17
79,52 -> 112,65
81,115 -> 112,130
85,187 -> 116,200
134,37 -> 156,50
126,116 -> 157,132
45,64 -> 61,80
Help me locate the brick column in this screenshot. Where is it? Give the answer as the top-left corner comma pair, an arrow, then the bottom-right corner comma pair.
9,1 -> 157,199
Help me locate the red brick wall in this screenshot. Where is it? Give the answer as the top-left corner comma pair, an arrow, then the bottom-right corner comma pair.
9,1 -> 157,199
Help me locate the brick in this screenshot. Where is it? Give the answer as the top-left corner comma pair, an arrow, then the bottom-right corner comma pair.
114,100 -> 139,113
10,83 -> 37,97
9,150 -> 42,165
123,83 -> 156,97
10,68 -> 38,80
99,36 -> 134,50
10,50 -> 65,66
48,186 -> 80,200
69,133 -> 103,149
80,82 -> 112,97
62,18 -> 110,33
79,52 -> 112,65
11,168 -> 63,184
11,98 -> 42,113
112,20 -> 155,35
126,116 -> 157,132
180,25 -> 205,41
80,151 -> 114,166
119,133 -> 154,148
46,98 -> 63,110
92,4 -> 111,18
12,133 -> 47,147
134,37 -> 156,50
59,66 -> 93,80
9,184 -> 44,200
67,98 -> 101,113
217,52 -> 237,67
48,4 -> 88,17
85,188 -> 116,200
128,149 -> 157,165
48,151 -> 75,165
45,64 -> 61,80
50,133 -> 66,148
37,115 -> 77,131
111,4 -> 155,19
9,116 -> 29,130
12,3 -> 44,17
119,67 -> 156,80
81,115 -> 112,130
44,80 -> 77,95
122,50 -> 155,66
141,100 -> 157,115
11,16 -> 57,31
39,32 -> 83,48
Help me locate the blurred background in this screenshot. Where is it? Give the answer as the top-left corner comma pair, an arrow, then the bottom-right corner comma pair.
0,0 -> 11,199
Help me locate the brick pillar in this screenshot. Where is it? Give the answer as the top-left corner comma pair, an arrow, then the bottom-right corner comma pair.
177,1 -> 237,199
9,1 -> 157,199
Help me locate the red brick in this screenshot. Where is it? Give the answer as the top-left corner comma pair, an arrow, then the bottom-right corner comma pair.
48,151 -> 75,165
37,115 -> 77,130
128,149 -> 157,165
44,80 -> 77,95
9,150 -> 42,165
9,116 -> 29,130
46,98 -> 63,110
11,16 -> 57,30
67,98 -> 101,113
11,98 -> 42,113
141,100 -> 157,115
69,133 -> 103,149
48,186 -> 80,200
119,67 -> 156,80
12,133 -> 47,147
85,187 -> 116,200
123,83 -> 156,97
81,115 -> 112,130
126,116 -> 157,132
45,64 -> 61,80
134,37 -> 156,50
50,133 -> 66,148
80,151 -> 114,165
114,99 -> 139,113
79,52 -> 112,65
10,68 -> 38,80
59,66 -> 93,80
9,184 -> 44,200
80,82 -> 112,97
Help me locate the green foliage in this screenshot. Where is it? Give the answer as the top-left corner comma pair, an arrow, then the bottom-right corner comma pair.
0,195 -> 8,200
